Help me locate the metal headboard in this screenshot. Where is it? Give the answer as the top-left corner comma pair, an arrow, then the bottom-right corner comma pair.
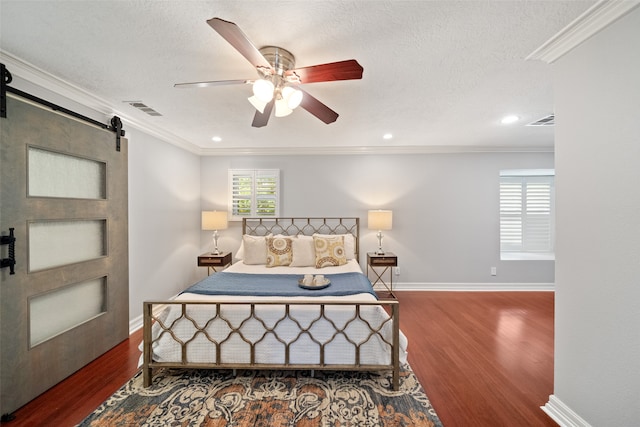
242,217 -> 360,261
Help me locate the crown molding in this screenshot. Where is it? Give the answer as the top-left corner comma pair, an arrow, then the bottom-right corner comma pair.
1,50 -> 114,116
0,50 -> 202,155
527,0 -> 640,64
198,144 -> 554,156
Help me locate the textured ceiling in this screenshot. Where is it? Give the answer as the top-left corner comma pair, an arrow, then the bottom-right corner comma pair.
0,0 -> 596,154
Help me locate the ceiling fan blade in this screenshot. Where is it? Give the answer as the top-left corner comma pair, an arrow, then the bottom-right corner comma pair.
298,89 -> 339,124
174,79 -> 252,89
207,18 -> 271,69
286,59 -> 363,84
252,100 -> 274,128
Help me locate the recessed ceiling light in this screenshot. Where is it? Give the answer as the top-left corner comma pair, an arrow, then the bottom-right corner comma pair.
383,133 -> 393,140
501,115 -> 519,124
211,136 -> 222,142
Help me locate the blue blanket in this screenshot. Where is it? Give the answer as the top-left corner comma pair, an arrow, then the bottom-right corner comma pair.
181,272 -> 377,299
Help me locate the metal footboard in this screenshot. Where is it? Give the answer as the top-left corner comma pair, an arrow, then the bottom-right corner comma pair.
142,299 -> 400,390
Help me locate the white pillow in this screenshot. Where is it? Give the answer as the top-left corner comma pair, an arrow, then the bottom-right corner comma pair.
236,233 -> 273,260
290,235 -> 315,267
312,233 -> 356,259
235,241 -> 245,260
240,234 -> 270,265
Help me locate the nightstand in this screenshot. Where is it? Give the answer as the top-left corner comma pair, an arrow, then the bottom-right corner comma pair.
198,252 -> 232,275
367,252 -> 397,298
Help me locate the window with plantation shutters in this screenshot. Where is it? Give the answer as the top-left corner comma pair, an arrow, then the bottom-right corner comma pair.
228,169 -> 280,220
500,170 -> 555,260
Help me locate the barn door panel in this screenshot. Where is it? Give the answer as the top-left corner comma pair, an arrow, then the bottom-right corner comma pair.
0,95 -> 129,416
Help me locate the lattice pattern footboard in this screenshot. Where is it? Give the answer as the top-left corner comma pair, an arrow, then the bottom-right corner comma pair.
142,299 -> 400,390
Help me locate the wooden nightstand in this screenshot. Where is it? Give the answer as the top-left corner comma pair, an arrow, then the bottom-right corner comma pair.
198,252 -> 232,275
367,252 -> 397,298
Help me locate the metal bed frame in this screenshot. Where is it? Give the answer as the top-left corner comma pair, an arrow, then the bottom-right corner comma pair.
142,217 -> 401,390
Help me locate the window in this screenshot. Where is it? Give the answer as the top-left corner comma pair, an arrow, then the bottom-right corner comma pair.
500,170 -> 555,260
228,169 -> 280,220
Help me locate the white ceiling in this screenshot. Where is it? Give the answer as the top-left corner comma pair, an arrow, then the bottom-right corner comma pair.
0,0 -> 596,155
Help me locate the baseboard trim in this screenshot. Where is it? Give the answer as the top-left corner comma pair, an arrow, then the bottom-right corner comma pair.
129,315 -> 143,335
541,395 -> 592,427
390,282 -> 555,291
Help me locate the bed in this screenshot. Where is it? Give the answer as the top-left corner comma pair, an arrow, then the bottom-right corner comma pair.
141,217 -> 407,390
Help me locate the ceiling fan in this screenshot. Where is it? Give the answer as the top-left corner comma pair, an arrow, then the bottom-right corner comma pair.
175,18 -> 364,128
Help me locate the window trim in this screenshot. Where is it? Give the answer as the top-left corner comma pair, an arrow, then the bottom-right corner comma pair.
228,169 -> 280,221
499,169 -> 555,261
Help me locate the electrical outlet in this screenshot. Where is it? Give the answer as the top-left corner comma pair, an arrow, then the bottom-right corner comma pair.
395,267 -> 400,276
491,267 -> 497,276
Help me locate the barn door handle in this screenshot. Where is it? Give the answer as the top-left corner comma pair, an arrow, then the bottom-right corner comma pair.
1,228 -> 16,275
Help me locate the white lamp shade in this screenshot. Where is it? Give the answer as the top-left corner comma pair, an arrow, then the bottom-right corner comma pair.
274,99 -> 293,117
202,211 -> 228,230
282,86 -> 303,109
248,95 -> 268,113
252,79 -> 274,102
368,210 -> 393,230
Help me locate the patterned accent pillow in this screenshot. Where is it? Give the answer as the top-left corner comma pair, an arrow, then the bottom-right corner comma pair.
266,236 -> 293,267
313,235 -> 347,268
312,233 -> 356,260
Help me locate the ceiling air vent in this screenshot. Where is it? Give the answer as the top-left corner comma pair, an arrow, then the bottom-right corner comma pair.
126,101 -> 162,117
527,114 -> 554,126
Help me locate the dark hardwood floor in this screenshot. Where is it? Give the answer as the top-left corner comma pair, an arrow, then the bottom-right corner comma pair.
397,292 -> 556,427
3,291 -> 555,426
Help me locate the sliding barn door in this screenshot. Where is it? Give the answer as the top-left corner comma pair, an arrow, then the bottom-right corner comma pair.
0,95 -> 129,415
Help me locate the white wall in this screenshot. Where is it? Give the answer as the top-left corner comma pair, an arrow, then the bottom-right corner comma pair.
127,128 -> 201,321
200,152 -> 555,288
552,8 -> 640,426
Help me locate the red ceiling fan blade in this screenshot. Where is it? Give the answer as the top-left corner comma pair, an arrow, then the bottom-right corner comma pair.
297,89 -> 339,124
251,100 -> 275,128
207,18 -> 272,69
174,79 -> 252,88
286,60 -> 363,84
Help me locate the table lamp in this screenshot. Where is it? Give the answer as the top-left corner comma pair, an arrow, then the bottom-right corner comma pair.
368,210 -> 393,255
202,211 -> 228,255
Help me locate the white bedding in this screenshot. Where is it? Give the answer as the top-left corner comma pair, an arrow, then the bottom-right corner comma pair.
145,260 -> 408,367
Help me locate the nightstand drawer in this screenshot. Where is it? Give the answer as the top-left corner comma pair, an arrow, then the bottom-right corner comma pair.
198,252 -> 232,267
370,258 -> 397,266
367,252 -> 397,267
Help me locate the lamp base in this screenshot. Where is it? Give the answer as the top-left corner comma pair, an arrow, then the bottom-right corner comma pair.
211,231 -> 221,256
376,231 -> 385,255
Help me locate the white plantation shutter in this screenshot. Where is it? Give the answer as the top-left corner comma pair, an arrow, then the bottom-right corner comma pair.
500,179 -> 523,251
255,170 -> 278,216
228,169 -> 279,220
500,172 -> 554,256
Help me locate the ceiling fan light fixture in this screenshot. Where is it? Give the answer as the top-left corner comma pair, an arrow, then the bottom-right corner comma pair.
252,79 -> 274,102
248,95 -> 268,113
274,99 -> 293,117
282,86 -> 303,109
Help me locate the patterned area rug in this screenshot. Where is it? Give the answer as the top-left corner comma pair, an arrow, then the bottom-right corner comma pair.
79,365 -> 442,426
